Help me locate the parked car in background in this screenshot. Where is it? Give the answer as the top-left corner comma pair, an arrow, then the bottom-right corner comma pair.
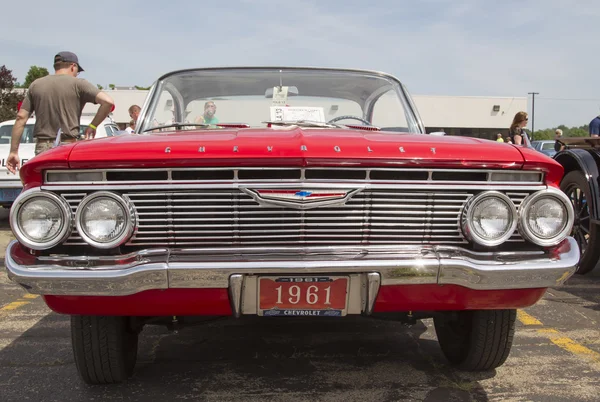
532,140 -> 557,157
4,67 -> 579,384
0,116 -> 121,207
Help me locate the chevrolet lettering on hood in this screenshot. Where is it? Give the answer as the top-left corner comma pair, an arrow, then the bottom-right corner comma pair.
4,66 -> 579,385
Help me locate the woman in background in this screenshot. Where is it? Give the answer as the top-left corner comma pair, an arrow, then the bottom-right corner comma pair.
509,111 -> 528,145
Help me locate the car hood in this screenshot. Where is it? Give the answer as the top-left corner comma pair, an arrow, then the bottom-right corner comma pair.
66,128 -> 526,169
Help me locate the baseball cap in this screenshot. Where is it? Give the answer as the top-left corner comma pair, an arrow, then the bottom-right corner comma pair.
54,51 -> 84,72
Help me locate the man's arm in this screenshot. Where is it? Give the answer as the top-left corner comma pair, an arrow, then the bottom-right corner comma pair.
84,92 -> 115,140
6,109 -> 31,174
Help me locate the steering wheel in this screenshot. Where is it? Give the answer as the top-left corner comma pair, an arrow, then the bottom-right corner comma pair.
327,115 -> 372,126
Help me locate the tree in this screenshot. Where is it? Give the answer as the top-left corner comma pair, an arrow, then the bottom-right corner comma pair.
109,84 -> 115,90
531,124 -> 591,141
23,65 -> 49,88
135,85 -> 151,90
97,84 -> 104,90
0,65 -> 25,121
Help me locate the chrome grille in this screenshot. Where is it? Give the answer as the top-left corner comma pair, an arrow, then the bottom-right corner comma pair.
61,189 -> 531,247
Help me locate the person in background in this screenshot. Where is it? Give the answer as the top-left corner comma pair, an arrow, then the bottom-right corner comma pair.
6,51 -> 114,174
554,129 -> 565,152
509,111 -> 528,145
125,119 -> 135,134
195,101 -> 219,125
496,133 -> 504,142
589,112 -> 600,138
129,104 -> 141,124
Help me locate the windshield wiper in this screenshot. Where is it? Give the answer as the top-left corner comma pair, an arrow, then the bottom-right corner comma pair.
263,120 -> 346,129
142,123 -> 209,133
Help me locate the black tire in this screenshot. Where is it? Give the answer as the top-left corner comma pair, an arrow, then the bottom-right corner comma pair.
71,315 -> 139,384
434,309 -> 516,371
560,170 -> 600,274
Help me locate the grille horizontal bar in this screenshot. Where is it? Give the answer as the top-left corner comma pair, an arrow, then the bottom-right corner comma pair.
60,189 -> 531,247
46,167 -> 545,185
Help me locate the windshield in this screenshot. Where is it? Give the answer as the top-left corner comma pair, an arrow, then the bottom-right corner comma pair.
138,68 -> 424,134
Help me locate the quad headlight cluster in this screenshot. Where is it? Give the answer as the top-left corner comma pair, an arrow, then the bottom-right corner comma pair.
10,190 -> 135,250
462,188 -> 574,247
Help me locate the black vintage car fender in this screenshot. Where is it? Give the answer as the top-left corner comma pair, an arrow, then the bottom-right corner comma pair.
555,144 -> 600,274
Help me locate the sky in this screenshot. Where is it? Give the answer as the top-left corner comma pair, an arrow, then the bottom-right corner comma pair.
2,0 -> 600,130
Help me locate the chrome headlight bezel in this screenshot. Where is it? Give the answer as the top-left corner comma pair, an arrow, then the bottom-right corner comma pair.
461,191 -> 518,247
518,188 -> 574,247
75,191 -> 135,249
9,189 -> 72,250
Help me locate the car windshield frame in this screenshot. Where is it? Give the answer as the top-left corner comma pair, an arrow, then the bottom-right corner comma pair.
136,67 -> 425,134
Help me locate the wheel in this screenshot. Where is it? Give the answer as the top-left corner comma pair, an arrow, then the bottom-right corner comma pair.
71,315 -> 139,384
560,170 -> 600,274
434,309 -> 516,371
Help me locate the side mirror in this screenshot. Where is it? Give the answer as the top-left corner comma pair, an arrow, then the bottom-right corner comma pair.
265,86 -> 299,98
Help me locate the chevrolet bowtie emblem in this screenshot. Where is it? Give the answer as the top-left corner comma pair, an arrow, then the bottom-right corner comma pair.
241,188 -> 362,209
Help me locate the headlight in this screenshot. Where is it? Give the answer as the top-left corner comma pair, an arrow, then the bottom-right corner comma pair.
75,192 -> 135,249
462,191 -> 517,246
10,190 -> 72,250
519,188 -> 574,247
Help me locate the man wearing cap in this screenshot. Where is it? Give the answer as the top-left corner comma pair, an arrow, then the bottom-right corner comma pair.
6,51 -> 114,174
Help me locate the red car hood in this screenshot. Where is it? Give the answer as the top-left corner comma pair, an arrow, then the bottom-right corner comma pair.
67,128 -> 526,169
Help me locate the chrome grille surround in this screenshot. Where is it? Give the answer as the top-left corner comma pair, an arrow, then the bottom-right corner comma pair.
44,167 -> 545,185
41,168 -> 546,248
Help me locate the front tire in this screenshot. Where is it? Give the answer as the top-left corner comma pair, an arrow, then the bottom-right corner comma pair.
434,309 -> 516,371
71,315 -> 139,384
560,170 -> 600,274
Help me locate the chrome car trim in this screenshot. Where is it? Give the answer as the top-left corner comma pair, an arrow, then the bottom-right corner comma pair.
10,188 -> 73,251
518,188 -> 575,247
5,238 -> 578,296
240,187 -> 363,210
43,168 -> 545,186
228,274 -> 244,318
43,183 -> 547,192
58,188 -> 531,247
365,273 -> 381,315
461,191 -> 518,247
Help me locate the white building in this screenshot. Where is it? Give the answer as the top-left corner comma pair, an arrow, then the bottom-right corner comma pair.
85,90 -> 526,140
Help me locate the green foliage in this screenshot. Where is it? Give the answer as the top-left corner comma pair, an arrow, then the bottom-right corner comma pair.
0,65 -> 25,121
23,65 -> 49,88
97,84 -> 104,90
134,85 -> 151,90
109,84 -> 115,90
532,124 -> 590,141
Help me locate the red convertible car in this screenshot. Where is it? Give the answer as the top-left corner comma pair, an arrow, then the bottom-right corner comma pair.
5,67 -> 579,384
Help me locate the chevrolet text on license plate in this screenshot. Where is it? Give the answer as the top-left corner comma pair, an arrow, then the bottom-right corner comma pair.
258,276 -> 349,317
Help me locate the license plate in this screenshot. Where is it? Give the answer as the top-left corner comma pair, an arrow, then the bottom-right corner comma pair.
0,188 -> 21,202
258,276 -> 349,317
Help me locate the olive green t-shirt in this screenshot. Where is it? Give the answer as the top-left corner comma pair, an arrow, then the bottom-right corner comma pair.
21,75 -> 100,140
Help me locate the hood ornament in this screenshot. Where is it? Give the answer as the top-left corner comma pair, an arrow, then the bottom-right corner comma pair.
241,187 -> 362,210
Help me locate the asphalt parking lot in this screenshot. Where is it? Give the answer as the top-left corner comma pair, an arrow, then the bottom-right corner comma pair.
1,209 -> 599,402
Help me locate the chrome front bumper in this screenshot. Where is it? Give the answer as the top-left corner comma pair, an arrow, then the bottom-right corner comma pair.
4,238 -> 579,297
